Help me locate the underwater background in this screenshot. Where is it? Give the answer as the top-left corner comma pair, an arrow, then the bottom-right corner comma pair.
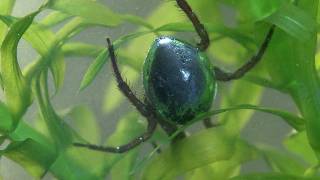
0,0 -> 318,179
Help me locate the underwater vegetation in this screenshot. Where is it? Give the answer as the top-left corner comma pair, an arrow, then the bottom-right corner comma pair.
0,0 -> 320,179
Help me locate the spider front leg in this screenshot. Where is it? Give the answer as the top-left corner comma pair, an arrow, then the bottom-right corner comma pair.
73,38 -> 158,153
176,0 -> 210,51
214,25 -> 276,81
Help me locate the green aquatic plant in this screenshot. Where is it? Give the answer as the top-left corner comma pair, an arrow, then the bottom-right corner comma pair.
0,0 -> 319,179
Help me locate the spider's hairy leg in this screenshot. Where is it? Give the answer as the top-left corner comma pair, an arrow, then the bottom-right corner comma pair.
175,0 -> 210,51
73,38 -> 158,153
214,25 -> 276,82
73,119 -> 157,153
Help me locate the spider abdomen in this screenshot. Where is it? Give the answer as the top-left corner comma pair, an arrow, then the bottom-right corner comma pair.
143,37 -> 216,124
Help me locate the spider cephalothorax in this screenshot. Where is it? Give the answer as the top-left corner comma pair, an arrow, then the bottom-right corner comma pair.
74,0 -> 275,153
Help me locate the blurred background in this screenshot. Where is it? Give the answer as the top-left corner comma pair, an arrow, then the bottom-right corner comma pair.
0,0 -> 297,179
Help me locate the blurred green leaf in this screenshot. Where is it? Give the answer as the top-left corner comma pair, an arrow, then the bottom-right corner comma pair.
40,11 -> 72,27
65,105 -> 100,144
0,11 -> 38,122
155,22 -> 255,50
34,72 -> 73,149
267,4 -> 316,42
263,1 -> 320,159
284,131 -> 318,165
111,150 -> 139,180
9,121 -> 54,150
218,80 -> 263,135
79,31 -> 149,91
0,0 -> 15,42
258,145 -> 306,175
79,49 -> 107,91
202,104 -> 305,132
0,14 -> 66,92
48,0 -> 122,27
3,138 -> 56,178
142,127 -> 236,180
188,140 -> 258,180
231,0 -> 290,23
62,42 -> 103,57
0,101 -> 14,133
230,173 -> 317,180
50,113 -> 145,179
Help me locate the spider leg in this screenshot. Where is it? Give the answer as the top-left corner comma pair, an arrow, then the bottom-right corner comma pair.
203,117 -> 221,128
214,25 -> 276,82
73,119 -> 157,153
73,38 -> 158,153
176,0 -> 210,51
203,118 -> 214,128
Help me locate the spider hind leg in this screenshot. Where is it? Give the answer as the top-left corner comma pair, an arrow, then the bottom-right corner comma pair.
73,38 -> 158,153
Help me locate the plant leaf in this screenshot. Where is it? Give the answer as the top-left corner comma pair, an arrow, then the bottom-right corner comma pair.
141,127 -> 236,180
267,4 -> 316,42
50,113 -> 145,179
187,140 -> 258,180
48,0 -> 122,27
3,138 -> 56,178
0,11 -> 39,122
62,42 -> 103,57
230,173 -> 316,180
65,105 -> 100,144
40,11 -> 72,27
284,131 -> 318,165
79,31 -> 149,91
0,101 -> 14,133
258,145 -> 306,175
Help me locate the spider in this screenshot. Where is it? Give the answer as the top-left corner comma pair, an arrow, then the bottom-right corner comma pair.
74,0 -> 275,153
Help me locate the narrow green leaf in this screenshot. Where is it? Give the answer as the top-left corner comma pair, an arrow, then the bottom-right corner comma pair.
0,11 -> 39,121
111,150 -> 139,180
267,4 -> 317,42
120,14 -> 154,30
235,0 -> 290,23
155,22 -> 255,50
79,31 -> 149,91
62,42 -> 103,57
0,101 -> 14,133
0,14 -> 66,92
188,140 -> 258,180
230,173 -> 316,180
34,72 -> 72,149
0,0 -> 15,42
3,138 -> 56,178
40,11 -> 72,27
218,81 -> 262,135
199,104 -> 305,132
284,131 -> 318,165
258,145 -> 306,175
48,0 -> 122,27
9,121 -> 54,150
49,53 -> 65,93
141,127 -> 236,180
79,49 -> 107,91
263,1 -> 320,159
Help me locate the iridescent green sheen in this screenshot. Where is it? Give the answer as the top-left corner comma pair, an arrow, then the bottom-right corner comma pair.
143,36 -> 216,124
